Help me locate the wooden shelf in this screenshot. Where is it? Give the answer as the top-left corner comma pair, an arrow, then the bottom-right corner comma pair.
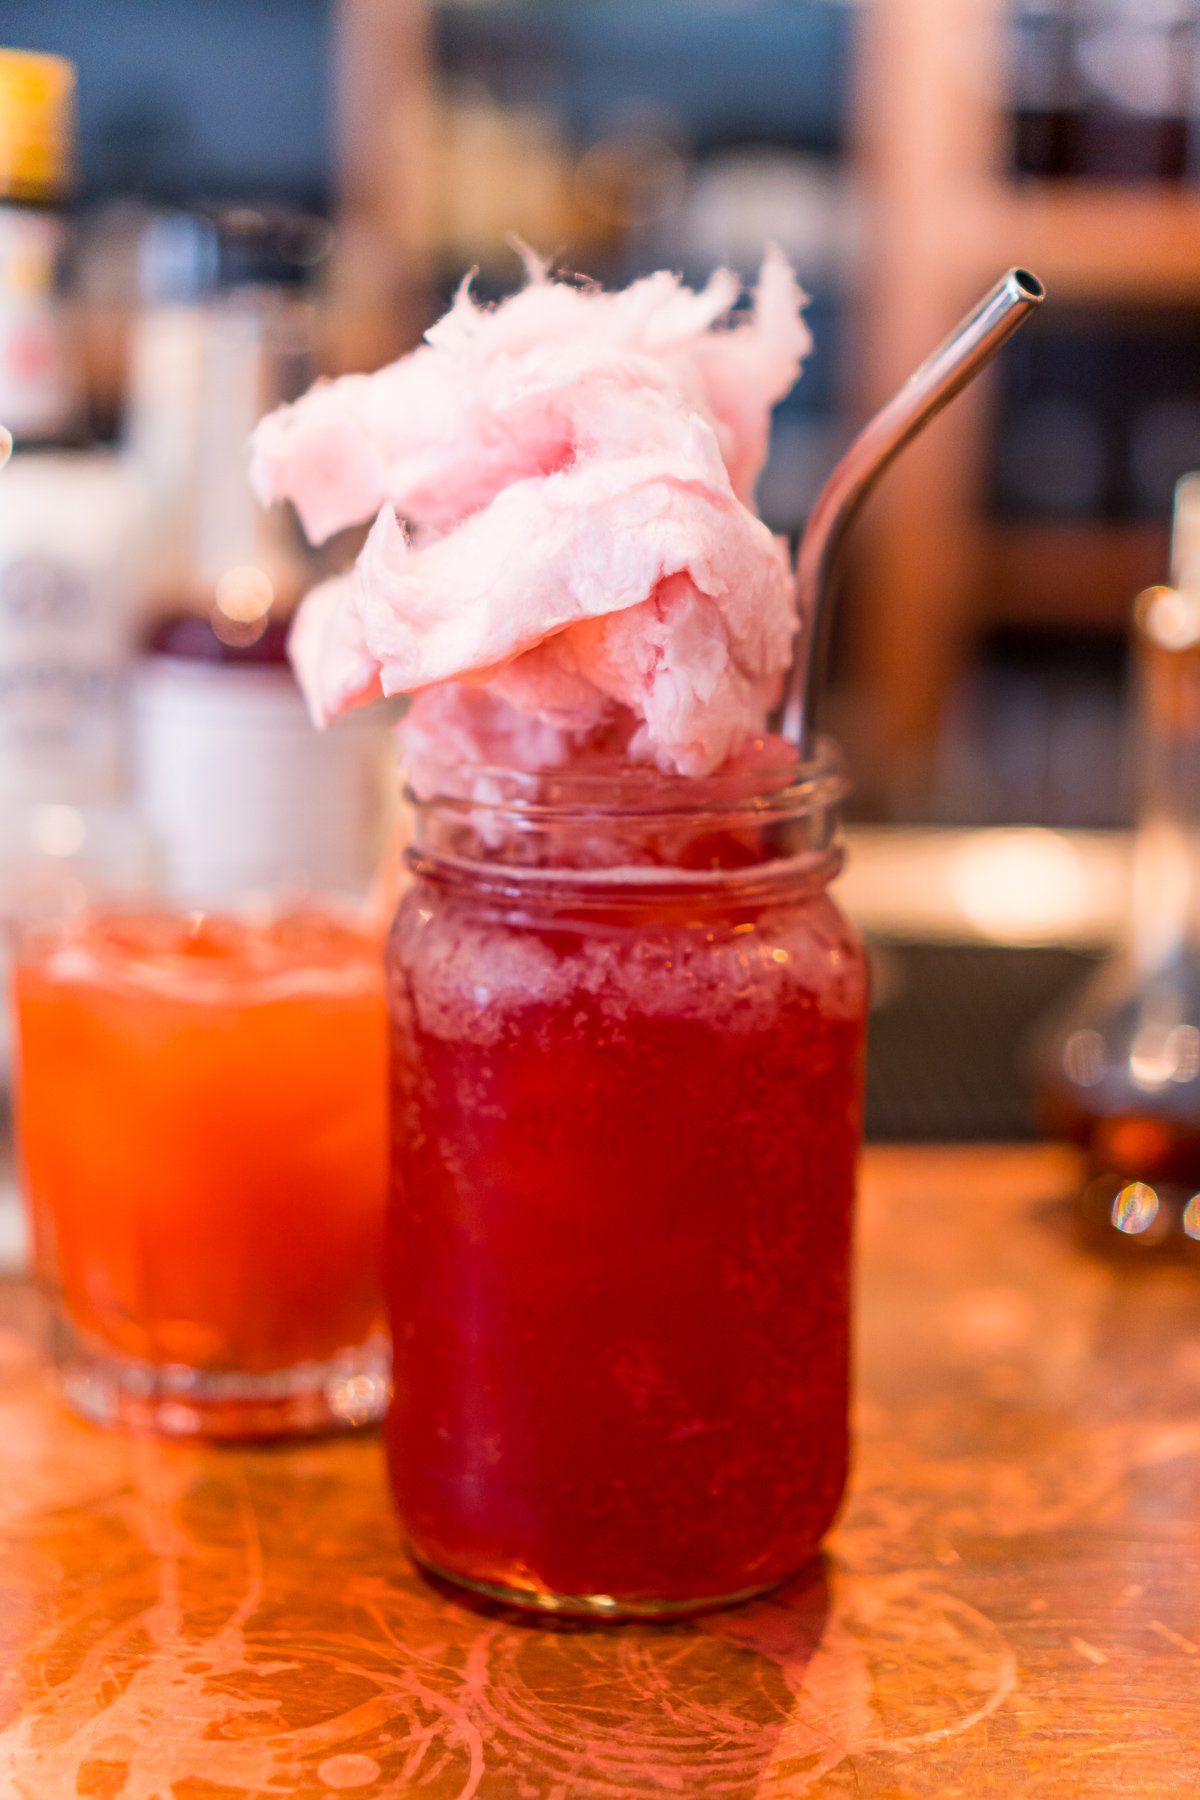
948,184 -> 1200,302
849,0 -> 1200,784
981,521 -> 1170,629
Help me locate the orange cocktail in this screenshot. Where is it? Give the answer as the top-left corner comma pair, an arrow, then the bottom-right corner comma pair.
13,907 -> 388,1437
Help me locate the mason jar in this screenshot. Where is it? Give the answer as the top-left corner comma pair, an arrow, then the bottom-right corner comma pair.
385,742 -> 867,1616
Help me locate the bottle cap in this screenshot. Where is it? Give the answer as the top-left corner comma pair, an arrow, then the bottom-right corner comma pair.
0,47 -> 75,204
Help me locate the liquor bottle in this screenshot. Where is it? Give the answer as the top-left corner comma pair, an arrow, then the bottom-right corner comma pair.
0,42 -> 152,1111
126,207 -> 394,908
1038,474 -> 1200,1251
0,48 -> 144,824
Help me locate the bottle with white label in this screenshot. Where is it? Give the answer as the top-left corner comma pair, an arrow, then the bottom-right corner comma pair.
0,56 -> 151,875
0,48 -> 145,811
0,49 -> 153,1113
134,611 -> 392,908
127,207 -> 394,911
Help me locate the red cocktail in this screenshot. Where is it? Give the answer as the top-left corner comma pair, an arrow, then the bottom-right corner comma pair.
385,752 -> 866,1614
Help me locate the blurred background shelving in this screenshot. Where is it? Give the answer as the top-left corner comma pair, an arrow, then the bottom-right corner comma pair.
12,0 -> 1200,831
851,0 -> 1200,818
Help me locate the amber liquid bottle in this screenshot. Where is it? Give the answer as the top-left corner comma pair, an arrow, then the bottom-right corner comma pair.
1039,478 -> 1200,1252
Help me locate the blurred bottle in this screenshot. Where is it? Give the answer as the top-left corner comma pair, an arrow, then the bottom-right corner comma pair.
0,49 -> 150,927
1010,0 -> 1078,178
427,88 -> 576,283
0,49 -> 154,1113
0,48 -> 79,442
1038,475 -> 1200,1253
127,207 -> 394,910
1070,0 -> 1197,182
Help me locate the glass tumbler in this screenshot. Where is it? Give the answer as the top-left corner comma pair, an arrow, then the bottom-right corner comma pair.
13,904 -> 390,1437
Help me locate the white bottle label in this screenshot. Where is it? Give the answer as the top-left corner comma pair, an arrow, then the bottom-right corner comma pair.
133,657 -> 394,906
0,454 -> 140,807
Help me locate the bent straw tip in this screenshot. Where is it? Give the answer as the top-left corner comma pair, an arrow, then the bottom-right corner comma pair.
1007,267 -> 1046,304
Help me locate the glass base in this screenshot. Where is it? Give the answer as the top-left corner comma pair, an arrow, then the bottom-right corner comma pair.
410,1547 -> 789,1620
54,1319 -> 391,1440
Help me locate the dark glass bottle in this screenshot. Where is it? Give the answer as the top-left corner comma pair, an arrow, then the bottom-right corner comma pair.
1011,0 -> 1078,178
1039,476 -> 1200,1251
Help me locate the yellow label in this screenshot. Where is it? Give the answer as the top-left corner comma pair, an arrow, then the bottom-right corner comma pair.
0,48 -> 76,202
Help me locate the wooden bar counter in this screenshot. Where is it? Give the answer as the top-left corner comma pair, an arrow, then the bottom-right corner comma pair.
3,1146 -> 1198,1796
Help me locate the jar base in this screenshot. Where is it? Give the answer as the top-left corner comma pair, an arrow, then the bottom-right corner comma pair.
409,1547 -> 792,1620
54,1320 -> 391,1440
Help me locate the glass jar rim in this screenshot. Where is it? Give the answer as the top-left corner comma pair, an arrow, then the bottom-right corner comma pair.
404,737 -> 849,897
406,735 -> 848,828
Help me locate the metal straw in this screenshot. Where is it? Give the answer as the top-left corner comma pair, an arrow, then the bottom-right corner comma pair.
782,267 -> 1046,752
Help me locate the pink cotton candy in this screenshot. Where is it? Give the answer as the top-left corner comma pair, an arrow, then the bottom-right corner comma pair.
252,249 -> 806,540
254,249 -> 810,776
400,683 -> 593,788
286,573 -> 381,727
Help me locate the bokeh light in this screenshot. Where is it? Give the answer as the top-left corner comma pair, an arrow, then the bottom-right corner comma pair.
1111,1180 -> 1160,1236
